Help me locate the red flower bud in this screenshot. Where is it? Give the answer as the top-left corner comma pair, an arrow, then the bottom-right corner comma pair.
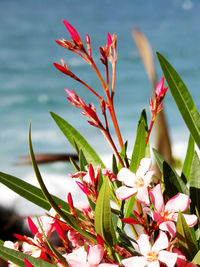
24,259 -> 33,267
63,20 -> 82,45
76,181 -> 91,196
28,217 -> 39,235
107,32 -> 112,47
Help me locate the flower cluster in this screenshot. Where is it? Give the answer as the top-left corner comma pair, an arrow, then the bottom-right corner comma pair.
2,21 -> 200,267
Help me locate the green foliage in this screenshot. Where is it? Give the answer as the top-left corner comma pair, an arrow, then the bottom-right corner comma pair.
176,212 -> 198,261
181,134 -> 194,182
95,177 -> 116,246
29,123 -> 96,243
0,245 -> 54,267
189,152 -> 200,216
157,52 -> 200,150
130,109 -> 148,173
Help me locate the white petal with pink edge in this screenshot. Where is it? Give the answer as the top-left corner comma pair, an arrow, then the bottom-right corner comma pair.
87,245 -> 104,265
165,193 -> 191,212
159,221 -> 176,238
173,213 -> 198,227
136,186 -> 150,206
121,256 -> 147,267
117,168 -> 136,187
150,184 -> 164,213
152,231 -> 168,252
136,158 -> 152,177
137,234 -> 151,256
158,250 -> 177,267
116,186 -> 137,200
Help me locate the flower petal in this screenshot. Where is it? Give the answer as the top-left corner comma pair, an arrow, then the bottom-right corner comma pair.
158,250 -> 177,267
66,247 -> 88,267
136,158 -> 152,177
152,231 -> 168,252
87,245 -> 104,265
173,213 -> 198,227
136,186 -> 150,206
150,184 -> 164,213
116,186 -> 137,200
121,256 -> 147,267
165,193 -> 191,212
159,221 -> 176,238
137,234 -> 151,256
117,168 -> 136,187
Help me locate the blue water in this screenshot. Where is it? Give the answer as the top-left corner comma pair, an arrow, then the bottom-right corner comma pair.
1,0 -> 200,210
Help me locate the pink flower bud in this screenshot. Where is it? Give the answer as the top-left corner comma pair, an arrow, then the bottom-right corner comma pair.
89,164 -> 95,184
54,221 -> 67,242
97,234 -> 104,247
67,193 -> 75,215
86,34 -> 92,56
63,20 -> 82,45
107,32 -> 112,47
155,77 -> 168,101
28,217 -> 38,235
53,62 -> 70,76
76,181 -> 91,196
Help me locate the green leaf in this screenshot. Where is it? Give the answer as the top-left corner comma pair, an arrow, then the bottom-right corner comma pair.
189,152 -> 200,215
153,148 -> 165,173
0,172 -> 72,213
29,123 -> 96,243
0,245 -> 54,267
130,109 -> 148,173
95,177 -> 116,246
192,250 -> 200,264
118,141 -> 128,171
157,52 -> 200,149
181,134 -> 194,183
112,154 -> 118,175
79,149 -> 88,171
50,112 -> 105,167
176,211 -> 198,261
163,161 -> 189,198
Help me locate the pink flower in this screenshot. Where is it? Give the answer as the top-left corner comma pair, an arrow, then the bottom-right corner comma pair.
65,245 -> 118,266
150,184 -> 197,237
121,231 -> 177,267
116,158 -> 155,205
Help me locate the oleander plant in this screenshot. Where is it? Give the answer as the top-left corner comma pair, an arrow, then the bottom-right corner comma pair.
1,20 -> 200,267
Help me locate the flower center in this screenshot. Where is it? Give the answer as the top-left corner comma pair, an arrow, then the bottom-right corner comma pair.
160,209 -> 174,221
146,251 -> 159,262
134,177 -> 144,188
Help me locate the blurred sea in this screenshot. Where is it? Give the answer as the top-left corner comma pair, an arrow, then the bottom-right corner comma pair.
1,0 -> 200,213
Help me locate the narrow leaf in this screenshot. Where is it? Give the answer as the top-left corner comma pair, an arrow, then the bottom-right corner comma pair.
181,134 -> 194,182
29,123 -> 96,242
189,152 -> 200,215
0,172 -> 71,214
130,109 -> 148,172
79,149 -> 88,171
95,177 -> 116,246
153,148 -> 165,173
157,52 -> 200,149
50,112 -> 105,167
118,141 -> 128,171
163,161 -> 189,197
192,250 -> 200,265
176,211 -> 198,261
0,245 -> 54,267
